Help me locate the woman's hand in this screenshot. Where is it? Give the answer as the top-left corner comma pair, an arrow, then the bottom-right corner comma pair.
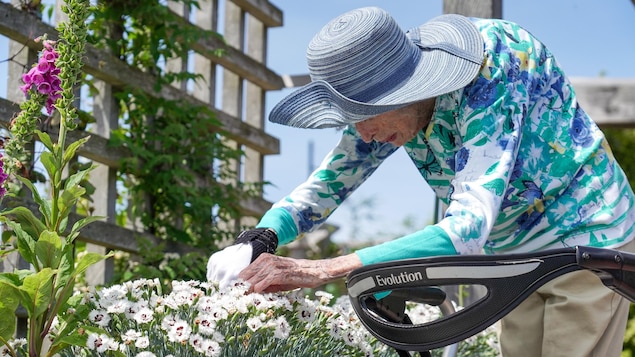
238,253 -> 363,293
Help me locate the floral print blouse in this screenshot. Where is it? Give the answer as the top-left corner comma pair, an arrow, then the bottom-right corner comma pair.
258,17 -> 635,265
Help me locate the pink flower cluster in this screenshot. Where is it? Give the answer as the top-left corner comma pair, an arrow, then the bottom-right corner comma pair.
20,41 -> 61,115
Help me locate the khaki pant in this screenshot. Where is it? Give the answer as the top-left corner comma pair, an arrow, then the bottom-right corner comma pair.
499,241 -> 635,357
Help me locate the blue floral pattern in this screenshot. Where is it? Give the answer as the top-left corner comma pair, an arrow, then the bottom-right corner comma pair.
265,18 -> 635,263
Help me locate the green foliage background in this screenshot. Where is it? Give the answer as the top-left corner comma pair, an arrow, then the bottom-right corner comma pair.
79,0 -> 268,284
604,127 -> 635,357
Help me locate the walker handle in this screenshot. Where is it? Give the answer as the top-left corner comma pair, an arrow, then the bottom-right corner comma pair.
347,246 -> 635,352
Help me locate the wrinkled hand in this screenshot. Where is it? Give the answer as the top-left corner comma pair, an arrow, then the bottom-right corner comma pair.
239,253 -> 363,293
206,243 -> 253,289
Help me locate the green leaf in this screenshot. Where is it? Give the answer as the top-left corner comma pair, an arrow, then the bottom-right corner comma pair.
13,176 -> 53,222
49,332 -> 87,355
35,230 -> 63,268
62,136 -> 90,167
56,244 -> 75,290
3,220 -> 37,268
19,268 -> 55,317
68,215 -> 104,243
39,151 -> 58,187
73,252 -> 112,278
0,272 -> 23,286
1,206 -> 47,240
2,230 -> 13,244
58,185 -> 86,219
35,130 -> 55,152
0,281 -> 20,341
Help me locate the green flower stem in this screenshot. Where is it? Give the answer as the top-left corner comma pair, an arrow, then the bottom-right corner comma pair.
0,335 -> 17,357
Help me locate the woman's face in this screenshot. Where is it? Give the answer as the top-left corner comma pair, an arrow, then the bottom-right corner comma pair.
354,98 -> 436,146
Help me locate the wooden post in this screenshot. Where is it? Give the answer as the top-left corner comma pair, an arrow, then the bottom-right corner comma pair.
192,0 -> 218,105
222,1 -> 245,231
86,79 -> 119,285
241,12 -> 266,227
443,0 -> 502,18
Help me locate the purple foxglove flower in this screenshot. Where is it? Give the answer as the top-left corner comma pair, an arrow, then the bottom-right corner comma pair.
0,154 -> 7,198
37,60 -> 51,73
22,72 -> 32,84
50,77 -> 62,91
20,83 -> 31,95
42,50 -> 58,62
45,98 -> 56,115
37,82 -> 52,95
31,72 -> 45,85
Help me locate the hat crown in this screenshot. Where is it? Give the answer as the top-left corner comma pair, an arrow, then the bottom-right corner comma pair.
306,7 -> 420,103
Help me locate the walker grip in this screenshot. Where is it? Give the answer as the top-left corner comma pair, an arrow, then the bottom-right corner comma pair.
347,246 -> 635,352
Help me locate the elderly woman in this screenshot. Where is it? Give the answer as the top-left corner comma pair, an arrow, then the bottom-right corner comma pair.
208,7 -> 635,357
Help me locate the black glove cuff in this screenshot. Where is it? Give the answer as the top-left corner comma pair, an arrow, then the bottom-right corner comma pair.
235,228 -> 278,262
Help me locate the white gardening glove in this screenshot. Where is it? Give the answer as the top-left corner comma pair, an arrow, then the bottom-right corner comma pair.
206,228 -> 278,289
206,243 -> 253,288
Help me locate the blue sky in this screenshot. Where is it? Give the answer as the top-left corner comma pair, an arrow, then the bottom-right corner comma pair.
1,1 -> 634,243
262,0 -> 635,242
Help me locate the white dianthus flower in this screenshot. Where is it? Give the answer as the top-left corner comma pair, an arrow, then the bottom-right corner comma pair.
315,291 -> 334,305
133,307 -> 154,324
272,316 -> 290,339
201,339 -> 221,357
88,310 -> 111,327
246,316 -> 263,332
121,329 -> 142,343
197,314 -> 217,336
135,352 -> 156,357
167,320 -> 192,343
86,333 -> 108,352
135,336 -> 150,349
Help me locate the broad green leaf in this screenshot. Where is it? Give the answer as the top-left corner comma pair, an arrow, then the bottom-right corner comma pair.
68,215 -> 104,243
54,279 -> 76,319
63,166 -> 94,192
14,176 -> 51,221
1,229 -> 13,244
55,244 -> 75,290
0,272 -> 23,286
0,281 -> 20,341
19,268 -> 55,317
39,151 -> 58,188
35,230 -> 63,268
1,206 -> 47,240
12,269 -> 34,282
59,215 -> 69,235
3,220 -> 37,268
62,136 -> 90,167
49,332 -> 87,356
58,186 -> 86,220
35,130 -> 55,152
73,251 -> 113,278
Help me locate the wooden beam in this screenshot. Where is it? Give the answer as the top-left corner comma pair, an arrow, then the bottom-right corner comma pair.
571,77 -> 635,128
230,0 -> 283,27
0,98 -> 274,217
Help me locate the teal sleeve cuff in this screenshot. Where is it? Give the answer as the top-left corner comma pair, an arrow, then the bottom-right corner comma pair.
355,225 -> 457,266
256,207 -> 298,245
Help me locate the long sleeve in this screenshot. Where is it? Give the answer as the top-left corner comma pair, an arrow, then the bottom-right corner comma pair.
259,126 -> 400,245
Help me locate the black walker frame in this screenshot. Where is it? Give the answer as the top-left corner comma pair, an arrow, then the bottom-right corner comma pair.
346,246 -> 635,356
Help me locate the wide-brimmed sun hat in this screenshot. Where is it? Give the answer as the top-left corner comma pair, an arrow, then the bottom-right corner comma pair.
268,7 -> 485,129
